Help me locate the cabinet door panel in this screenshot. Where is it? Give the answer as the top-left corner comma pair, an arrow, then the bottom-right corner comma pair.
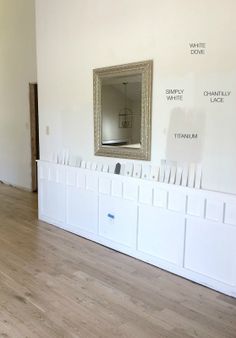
67,186 -> 98,234
185,218 -> 236,285
40,180 -> 66,223
99,195 -> 137,249
138,205 -> 185,265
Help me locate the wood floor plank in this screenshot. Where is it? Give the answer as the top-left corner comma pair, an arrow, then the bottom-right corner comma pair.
0,183 -> 236,338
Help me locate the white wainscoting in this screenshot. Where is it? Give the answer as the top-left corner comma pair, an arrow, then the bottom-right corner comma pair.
38,161 -> 236,298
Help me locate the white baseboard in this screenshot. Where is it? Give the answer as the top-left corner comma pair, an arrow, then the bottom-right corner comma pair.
0,180 -> 32,192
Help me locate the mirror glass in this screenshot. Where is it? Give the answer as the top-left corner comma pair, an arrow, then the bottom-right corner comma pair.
101,74 -> 142,148
94,60 -> 152,160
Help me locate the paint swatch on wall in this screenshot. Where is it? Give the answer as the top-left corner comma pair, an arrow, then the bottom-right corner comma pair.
150,166 -> 159,181
124,163 -> 133,176
169,166 -> 177,184
86,161 -> 91,170
120,163 -> 125,176
52,151 -> 58,163
181,163 -> 189,187
102,164 -> 109,173
59,155 -> 203,191
164,165 -> 171,184
97,163 -> 103,172
75,157 -> 81,167
159,160 -> 166,182
195,164 -> 202,189
64,150 -> 70,165
91,162 -> 97,170
109,164 -> 115,174
68,155 -> 77,167
142,165 -> 151,180
175,166 -> 183,185
81,160 -> 86,169
133,164 -> 142,178
188,163 -> 195,188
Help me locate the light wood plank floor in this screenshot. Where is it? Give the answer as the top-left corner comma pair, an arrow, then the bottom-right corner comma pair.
0,183 -> 235,338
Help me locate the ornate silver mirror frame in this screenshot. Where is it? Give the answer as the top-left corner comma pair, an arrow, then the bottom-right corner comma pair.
93,60 -> 153,160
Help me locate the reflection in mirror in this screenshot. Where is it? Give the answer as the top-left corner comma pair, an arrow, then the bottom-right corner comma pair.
94,60 -> 152,160
102,74 -> 142,148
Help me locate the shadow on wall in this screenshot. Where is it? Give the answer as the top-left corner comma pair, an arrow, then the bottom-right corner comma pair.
165,108 -> 206,163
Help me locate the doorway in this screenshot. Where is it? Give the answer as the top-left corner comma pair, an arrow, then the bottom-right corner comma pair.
29,83 -> 39,192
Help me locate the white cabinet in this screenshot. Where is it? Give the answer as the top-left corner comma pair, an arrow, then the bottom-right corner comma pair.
185,218 -> 236,286
99,195 -> 137,249
38,161 -> 236,298
138,205 -> 185,265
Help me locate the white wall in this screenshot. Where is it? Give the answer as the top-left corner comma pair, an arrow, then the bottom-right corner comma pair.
35,0 -> 236,194
0,0 -> 37,190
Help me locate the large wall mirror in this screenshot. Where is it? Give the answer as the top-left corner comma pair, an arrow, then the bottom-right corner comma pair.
93,60 -> 153,160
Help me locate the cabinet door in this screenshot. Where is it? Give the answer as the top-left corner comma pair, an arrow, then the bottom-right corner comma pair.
40,181 -> 66,223
67,186 -> 98,234
185,218 -> 236,286
138,205 -> 185,265
38,164 -> 66,224
99,195 -> 137,249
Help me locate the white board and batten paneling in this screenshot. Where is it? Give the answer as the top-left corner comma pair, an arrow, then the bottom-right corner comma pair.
38,161 -> 66,224
37,160 -> 236,298
66,168 -> 98,234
